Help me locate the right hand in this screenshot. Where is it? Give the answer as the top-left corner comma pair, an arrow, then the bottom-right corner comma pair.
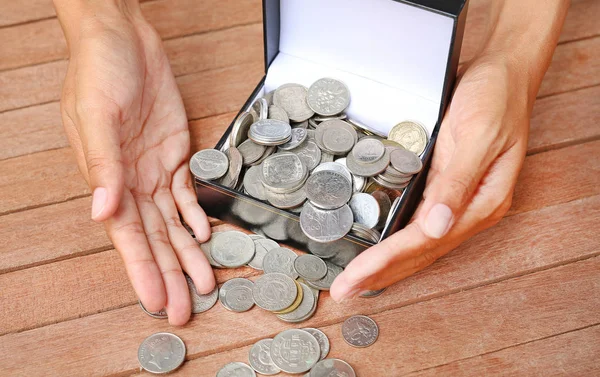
55,0 -> 215,325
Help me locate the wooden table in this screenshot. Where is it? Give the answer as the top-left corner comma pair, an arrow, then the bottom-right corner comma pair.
1,0 -> 599,376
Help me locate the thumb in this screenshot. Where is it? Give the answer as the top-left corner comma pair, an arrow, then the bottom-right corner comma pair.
78,107 -> 125,222
418,135 -> 495,239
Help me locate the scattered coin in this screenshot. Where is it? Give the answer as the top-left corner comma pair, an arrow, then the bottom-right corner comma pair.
342,315 -> 379,348
310,359 -> 356,377
252,273 -> 298,312
360,288 -> 387,298
248,238 -> 280,270
138,332 -> 186,374
138,300 -> 167,319
211,231 -> 255,268
273,280 -> 304,314
270,329 -> 321,373
294,254 -> 328,281
186,275 -> 219,314
302,328 -> 330,360
217,362 -> 257,377
276,282 -> 317,323
304,260 -> 344,291
248,339 -> 280,375
219,278 -> 255,313
263,247 -> 299,279
300,202 -> 354,243
190,149 -> 229,180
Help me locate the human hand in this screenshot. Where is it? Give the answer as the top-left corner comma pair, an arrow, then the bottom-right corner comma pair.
330,55 -> 533,301
55,0 -> 214,325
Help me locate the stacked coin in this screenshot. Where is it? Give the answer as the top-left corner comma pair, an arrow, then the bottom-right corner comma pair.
190,77 -> 428,244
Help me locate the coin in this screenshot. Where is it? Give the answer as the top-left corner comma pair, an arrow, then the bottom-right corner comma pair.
345,147 -> 391,177
252,273 -> 298,311
263,247 -> 299,279
248,238 -> 279,270
314,113 -> 348,122
250,145 -> 276,166
292,120 -> 308,129
242,165 -> 267,201
270,329 -> 321,373
294,254 -> 328,281
334,158 -> 366,192
261,153 -> 308,193
268,105 -> 289,123
230,112 -> 254,147
273,83 -> 314,122
307,78 -> 351,116
278,128 -> 308,151
219,278 -> 255,312
352,138 -> 385,163
309,359 -> 356,377
290,139 -> 321,170
265,185 -> 307,209
264,90 -> 275,105
390,148 -> 423,174
186,275 -> 219,314
251,97 -> 269,121
217,362 -> 256,377
238,139 -> 267,166
248,339 -> 280,375
301,328 -> 330,360
211,231 -> 255,268
360,288 -> 387,298
318,120 -> 357,155
138,332 -> 186,374
138,300 -> 167,319
218,147 -> 243,188
273,280 -> 304,314
305,170 -> 352,210
276,282 -> 316,323
342,315 -> 379,348
249,119 -> 292,146
189,149 -> 229,180
372,174 -> 410,190
312,161 -> 353,184
305,260 -> 343,291
371,190 -> 392,229
320,151 -> 334,163
198,234 -> 224,268
388,120 -> 428,156
300,202 -> 353,243
348,193 -> 380,229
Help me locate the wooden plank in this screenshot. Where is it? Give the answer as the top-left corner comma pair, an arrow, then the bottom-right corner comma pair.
189,112 -> 238,152
1,192 -> 598,344
559,0 -> 600,43
539,36 -> 600,97
406,325 -> 600,377
528,85 -> 600,154
0,0 -> 55,28
1,250 -> 597,376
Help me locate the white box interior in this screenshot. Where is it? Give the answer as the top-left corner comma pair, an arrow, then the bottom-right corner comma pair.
263,0 -> 455,137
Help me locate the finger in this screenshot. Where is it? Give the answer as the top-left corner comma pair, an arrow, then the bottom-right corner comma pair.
153,187 -> 216,295
134,192 -> 192,326
172,163 -> 212,242
75,103 -> 125,222
105,190 -> 166,313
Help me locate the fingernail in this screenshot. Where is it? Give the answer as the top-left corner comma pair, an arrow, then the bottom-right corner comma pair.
336,286 -> 362,303
424,203 -> 453,239
91,187 -> 108,220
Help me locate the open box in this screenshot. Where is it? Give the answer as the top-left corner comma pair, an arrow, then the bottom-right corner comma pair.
195,0 -> 468,266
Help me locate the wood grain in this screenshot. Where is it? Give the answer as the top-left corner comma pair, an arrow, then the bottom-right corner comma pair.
406,324 -> 600,377
0,0 -> 55,28
1,253 -> 597,376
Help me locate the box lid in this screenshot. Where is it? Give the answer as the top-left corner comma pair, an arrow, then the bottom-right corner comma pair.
262,0 -> 468,136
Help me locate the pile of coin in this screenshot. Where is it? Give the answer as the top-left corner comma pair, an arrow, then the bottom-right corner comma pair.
190,77 -> 427,244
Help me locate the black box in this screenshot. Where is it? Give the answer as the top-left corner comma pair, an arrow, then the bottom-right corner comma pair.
195,0 -> 468,266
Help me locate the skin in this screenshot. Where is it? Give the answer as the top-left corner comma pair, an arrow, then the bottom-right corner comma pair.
53,0 -> 570,323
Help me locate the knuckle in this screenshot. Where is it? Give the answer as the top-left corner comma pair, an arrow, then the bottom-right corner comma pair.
164,215 -> 183,229
146,228 -> 171,246
85,150 -> 121,176
112,221 -> 145,238
445,173 -> 475,203
177,243 -> 200,257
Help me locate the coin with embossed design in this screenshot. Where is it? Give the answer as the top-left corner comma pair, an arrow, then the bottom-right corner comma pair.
248,238 -> 279,270
210,231 -> 255,268
261,153 -> 308,193
268,105 -> 289,123
219,278 -> 255,312
342,315 -> 379,348
302,328 -> 330,360
290,139 -> 321,171
189,149 -> 228,180
249,119 -> 292,146
273,83 -> 314,122
276,283 -> 316,323
304,260 -> 343,291
238,139 -> 267,166
248,339 -> 280,375
305,170 -> 352,210
348,193 -> 380,229
263,247 -> 299,279
307,78 -> 351,116
217,362 -> 256,377
252,272 -> 298,312
310,359 -> 356,377
294,254 -> 327,281
138,332 -> 186,374
269,329 -> 321,374
278,128 -> 308,151
300,202 -> 353,243
388,120 -> 428,156
186,275 -> 219,314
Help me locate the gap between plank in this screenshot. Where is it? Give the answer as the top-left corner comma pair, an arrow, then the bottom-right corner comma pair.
0,16 -> 56,31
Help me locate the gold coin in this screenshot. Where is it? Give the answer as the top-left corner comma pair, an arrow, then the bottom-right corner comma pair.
388,121 -> 428,156
273,280 -> 304,314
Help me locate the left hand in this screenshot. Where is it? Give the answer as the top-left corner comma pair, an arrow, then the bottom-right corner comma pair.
330,54 -> 531,301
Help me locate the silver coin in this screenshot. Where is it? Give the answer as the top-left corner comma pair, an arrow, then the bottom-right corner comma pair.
378,171 -> 413,185
138,300 -> 167,319
305,260 -> 343,291
249,119 -> 292,145
217,362 -> 256,377
211,231 -> 255,268
345,147 -> 391,177
265,185 -> 307,209
335,157 -> 366,192
352,138 -> 385,163
248,238 -> 279,270
238,139 -> 267,166
218,147 -> 243,188
342,315 -> 379,348
198,233 -> 224,268
309,359 -> 356,377
268,104 -> 289,123
230,111 -> 254,147
138,332 -> 186,374
294,254 -> 328,281
263,247 -> 299,279
371,190 -> 392,229
278,128 -> 308,151
318,120 -> 357,155
312,161 -> 353,184
219,278 -> 255,312
307,239 -> 343,259
390,148 -> 423,174
270,329 -> 321,373
372,174 -> 410,190
264,91 -> 275,106
189,149 -> 229,180
242,165 -> 267,201
300,202 -> 354,243
186,275 -> 219,314
273,83 -> 315,122
348,193 -> 380,229
384,164 -> 413,178
250,97 -> 269,121
307,78 -> 351,116
305,170 -> 353,210
314,113 -> 348,122
276,282 -> 316,323
360,288 -> 387,298
290,139 -> 321,171
320,151 -> 335,164
252,272 -> 298,311
261,153 -> 308,193
250,145 -> 276,166
248,339 -> 280,375
302,328 -> 330,360
291,120 -> 309,129
388,120 -> 428,156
